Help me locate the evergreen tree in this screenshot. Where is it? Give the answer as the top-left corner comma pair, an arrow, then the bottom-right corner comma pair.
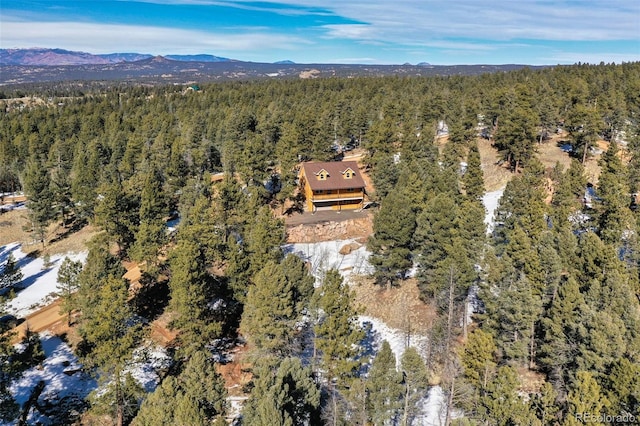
168,239 -> 221,357
566,102 -> 603,164
90,372 -> 144,426
366,340 -> 403,425
245,206 -> 285,278
494,273 -> 542,368
281,254 -> 315,317
400,346 -> 429,426
241,261 -> 297,356
315,269 -> 364,388
56,256 -> 83,326
460,328 -> 497,391
564,371 -> 610,426
94,177 -> 138,252
242,357 -> 321,426
134,351 -> 227,425
133,376 -> 179,426
80,275 -> 142,426
130,166 -> 166,265
478,366 -> 533,426
76,234 -> 125,324
530,382 -> 559,426
462,142 -> 484,200
0,252 -> 23,290
22,157 -> 54,246
493,104 -> 538,173
596,140 -> 634,245
368,189 -> 416,287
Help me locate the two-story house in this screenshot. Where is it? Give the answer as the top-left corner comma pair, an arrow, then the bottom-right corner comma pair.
299,161 -> 366,212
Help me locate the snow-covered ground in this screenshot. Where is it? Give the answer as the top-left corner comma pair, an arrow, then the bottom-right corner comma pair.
5,332 -> 96,426
284,239 -> 374,285
482,187 -> 505,234
1,242 -> 170,424
125,344 -> 173,392
1,243 -> 87,318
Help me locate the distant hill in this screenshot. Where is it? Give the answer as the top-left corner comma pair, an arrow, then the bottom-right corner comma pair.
97,52 -> 154,63
0,48 -> 233,66
0,48 -> 549,86
0,48 -> 113,65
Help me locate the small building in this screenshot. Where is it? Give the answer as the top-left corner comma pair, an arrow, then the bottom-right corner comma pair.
299,161 -> 366,212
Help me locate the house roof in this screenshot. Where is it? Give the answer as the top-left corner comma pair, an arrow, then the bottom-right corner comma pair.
301,161 -> 366,191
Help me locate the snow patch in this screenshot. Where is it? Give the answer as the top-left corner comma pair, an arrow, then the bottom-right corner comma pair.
125,344 -> 173,392
1,243 -> 87,318
284,239 -> 373,285
481,187 -> 505,234
7,332 -> 96,425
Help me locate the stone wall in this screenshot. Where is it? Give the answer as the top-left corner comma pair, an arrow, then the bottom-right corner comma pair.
286,217 -> 373,243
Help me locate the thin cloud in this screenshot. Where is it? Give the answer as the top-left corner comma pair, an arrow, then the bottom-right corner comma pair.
1,21 -> 311,55
218,0 -> 640,42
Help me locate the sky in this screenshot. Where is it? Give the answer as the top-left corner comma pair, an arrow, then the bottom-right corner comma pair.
1,0 -> 639,65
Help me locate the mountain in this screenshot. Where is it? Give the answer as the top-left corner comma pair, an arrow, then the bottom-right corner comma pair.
0,48 -> 113,65
0,48 -> 232,66
274,60 -> 296,64
97,52 -> 154,63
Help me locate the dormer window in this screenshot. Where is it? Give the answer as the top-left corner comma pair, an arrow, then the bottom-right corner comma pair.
342,168 -> 355,179
316,169 -> 329,180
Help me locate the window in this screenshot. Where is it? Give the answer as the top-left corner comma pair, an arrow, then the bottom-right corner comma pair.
317,169 -> 329,180
343,168 -> 355,179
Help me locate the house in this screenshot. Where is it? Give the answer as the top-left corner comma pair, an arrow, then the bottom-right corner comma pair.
299,161 -> 366,212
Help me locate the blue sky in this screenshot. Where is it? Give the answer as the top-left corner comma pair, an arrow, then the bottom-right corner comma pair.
1,0 -> 639,65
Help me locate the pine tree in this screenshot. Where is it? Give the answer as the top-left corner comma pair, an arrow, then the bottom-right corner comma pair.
460,328 -> 497,391
281,254 -> 315,317
241,261 -> 297,356
130,166 -> 166,265
242,357 -> 321,426
400,346 -> 429,426
0,253 -> 23,290
315,269 -> 364,388
94,177 -> 138,252
479,366 -> 534,426
596,141 -> 634,245
368,189 -> 416,287
80,275 -> 142,426
530,382 -> 559,426
565,371 -> 610,426
134,351 -> 227,425
463,142 -> 484,200
245,205 -> 285,277
56,256 -> 83,326
132,376 -> 179,426
76,234 -> 125,324
23,157 -> 54,246
494,273 -> 542,368
366,340 -> 403,425
179,350 -> 228,422
168,239 -> 221,357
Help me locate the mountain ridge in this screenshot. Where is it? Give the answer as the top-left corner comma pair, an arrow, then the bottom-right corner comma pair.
0,48 -> 234,66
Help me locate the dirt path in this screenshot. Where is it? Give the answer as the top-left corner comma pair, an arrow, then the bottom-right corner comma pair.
14,299 -> 69,339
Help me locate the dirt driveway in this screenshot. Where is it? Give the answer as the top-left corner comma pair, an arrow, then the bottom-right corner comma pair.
285,209 -> 373,227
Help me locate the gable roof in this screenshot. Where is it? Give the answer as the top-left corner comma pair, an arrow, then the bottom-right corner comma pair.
301,161 -> 366,191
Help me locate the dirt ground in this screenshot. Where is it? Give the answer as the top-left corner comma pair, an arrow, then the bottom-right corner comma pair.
476,137 -> 514,192
0,209 -> 97,255
12,299 -> 74,342
351,275 -> 436,333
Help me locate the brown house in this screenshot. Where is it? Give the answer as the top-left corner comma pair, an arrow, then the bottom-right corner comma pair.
299,161 -> 366,212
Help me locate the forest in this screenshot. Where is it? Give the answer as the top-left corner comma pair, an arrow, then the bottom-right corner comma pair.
1,61 -> 639,425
